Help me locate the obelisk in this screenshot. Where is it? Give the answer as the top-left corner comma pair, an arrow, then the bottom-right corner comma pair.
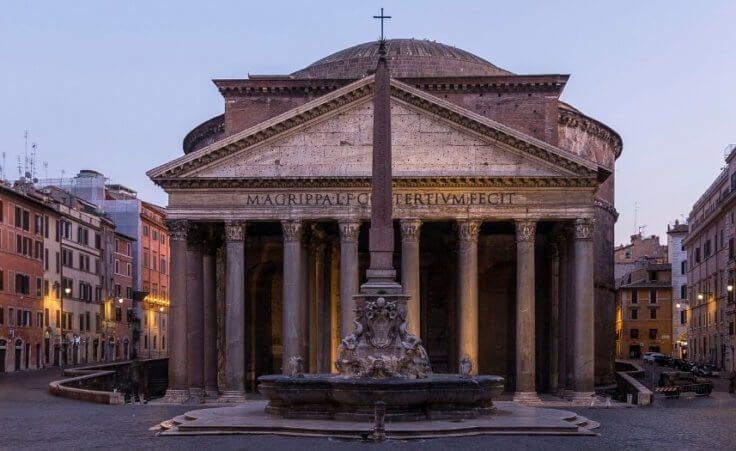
364,41 -> 399,291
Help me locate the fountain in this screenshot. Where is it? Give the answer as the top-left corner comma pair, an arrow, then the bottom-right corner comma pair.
256,40 -> 504,422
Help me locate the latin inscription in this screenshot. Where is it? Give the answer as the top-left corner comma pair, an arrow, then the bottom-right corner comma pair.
241,192 -> 514,207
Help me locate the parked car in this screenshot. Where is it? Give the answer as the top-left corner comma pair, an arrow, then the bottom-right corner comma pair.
654,355 -> 674,366
643,352 -> 664,363
693,364 -> 721,378
673,359 -> 693,371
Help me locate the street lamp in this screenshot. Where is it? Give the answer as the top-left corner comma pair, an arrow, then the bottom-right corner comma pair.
697,293 -> 704,301
118,298 -> 124,304
676,303 -> 681,309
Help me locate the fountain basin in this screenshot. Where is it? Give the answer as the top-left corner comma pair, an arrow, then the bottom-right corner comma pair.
258,373 -> 504,421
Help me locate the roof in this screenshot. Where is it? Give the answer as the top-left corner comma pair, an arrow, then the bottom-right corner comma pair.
291,39 -> 512,79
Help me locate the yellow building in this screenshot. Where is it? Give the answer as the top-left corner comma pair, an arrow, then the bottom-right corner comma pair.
616,261 -> 673,359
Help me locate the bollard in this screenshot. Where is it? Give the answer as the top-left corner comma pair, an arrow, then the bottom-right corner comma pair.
626,393 -> 633,405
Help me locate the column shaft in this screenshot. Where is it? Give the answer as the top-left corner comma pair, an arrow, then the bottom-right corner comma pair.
457,220 -> 480,374
573,218 -> 596,398
163,220 -> 189,403
282,220 -> 304,374
556,235 -> 569,396
186,237 -> 205,402
548,242 -> 560,394
338,221 -> 360,339
203,244 -> 218,398
401,219 -> 421,336
514,220 -> 540,402
221,221 -> 246,401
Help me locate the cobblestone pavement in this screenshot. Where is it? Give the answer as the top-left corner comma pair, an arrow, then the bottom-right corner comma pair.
1,367 -> 736,451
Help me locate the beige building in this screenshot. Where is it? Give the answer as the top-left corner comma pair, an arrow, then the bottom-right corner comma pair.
685,146 -> 736,372
614,233 -> 668,281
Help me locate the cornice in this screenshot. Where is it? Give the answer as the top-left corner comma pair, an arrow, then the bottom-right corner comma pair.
558,107 -> 623,158
156,176 -> 598,190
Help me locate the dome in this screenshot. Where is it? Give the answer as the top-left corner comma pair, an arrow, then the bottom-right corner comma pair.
291,39 -> 513,79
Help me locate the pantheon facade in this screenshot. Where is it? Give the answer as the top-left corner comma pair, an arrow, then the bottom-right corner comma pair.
147,39 -> 622,402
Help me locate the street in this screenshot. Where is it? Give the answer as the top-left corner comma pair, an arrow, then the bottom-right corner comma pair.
1,368 -> 736,450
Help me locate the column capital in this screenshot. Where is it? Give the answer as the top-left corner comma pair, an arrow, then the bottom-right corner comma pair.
515,219 -> 537,242
282,219 -> 303,242
400,219 -> 422,242
573,218 -> 595,241
224,220 -> 246,242
338,220 -> 360,243
458,220 -> 481,242
165,219 -> 189,242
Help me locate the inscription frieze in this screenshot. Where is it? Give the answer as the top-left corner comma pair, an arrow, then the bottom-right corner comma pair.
236,191 -> 515,207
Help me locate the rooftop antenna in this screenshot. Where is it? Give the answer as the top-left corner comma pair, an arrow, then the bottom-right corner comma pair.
17,155 -> 22,179
61,169 -> 65,186
30,142 -> 37,181
23,130 -> 28,176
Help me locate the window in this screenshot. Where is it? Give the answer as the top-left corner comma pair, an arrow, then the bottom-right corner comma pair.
22,210 -> 30,230
79,313 -> 85,331
704,240 -> 711,257
44,308 -> 49,327
85,312 -> 90,331
55,310 -> 60,328
115,307 -> 122,322
143,225 -> 149,237
115,259 -> 120,274
631,289 -> 638,304
649,329 -> 658,339
649,308 -> 657,320
0,307 -> 3,325
9,307 -> 14,325
160,259 -> 166,274
15,206 -> 21,227
95,233 -> 101,249
630,329 -> 639,339
682,259 -> 689,273
696,248 -> 701,263
0,269 -> 3,291
649,288 -> 657,304
631,308 -> 638,320
162,336 -> 165,350
680,285 -> 687,299
152,230 -> 158,240
36,277 -> 42,297
126,242 -> 131,256
730,239 -> 734,259
34,214 -> 43,235
127,263 -> 132,277
153,335 -> 157,349
144,334 -> 148,349
15,274 -> 30,295
161,235 -> 165,245
143,250 -> 149,268
126,287 -> 132,299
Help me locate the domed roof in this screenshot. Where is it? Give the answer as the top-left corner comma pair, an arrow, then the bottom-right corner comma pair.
291,39 -> 512,79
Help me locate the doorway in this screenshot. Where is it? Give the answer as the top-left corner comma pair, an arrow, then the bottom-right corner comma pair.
14,340 -> 22,371
0,340 -> 6,372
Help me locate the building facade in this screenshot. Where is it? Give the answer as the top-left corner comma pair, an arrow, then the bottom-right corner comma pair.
685,146 -> 736,372
667,221 -> 689,359
139,202 -> 170,359
614,233 -> 668,281
0,182 -> 55,372
101,232 -> 135,360
615,261 -> 673,359
148,39 -> 622,402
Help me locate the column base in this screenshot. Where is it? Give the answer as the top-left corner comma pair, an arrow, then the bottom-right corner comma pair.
163,389 -> 190,404
570,391 -> 596,404
512,391 -> 542,404
219,390 -> 247,403
188,388 -> 205,404
562,389 -> 575,400
204,386 -> 219,399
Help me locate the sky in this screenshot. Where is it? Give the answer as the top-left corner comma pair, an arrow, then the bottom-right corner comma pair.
1,1 -> 735,245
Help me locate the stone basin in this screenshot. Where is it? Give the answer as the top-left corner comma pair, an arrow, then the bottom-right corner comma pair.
258,373 -> 504,421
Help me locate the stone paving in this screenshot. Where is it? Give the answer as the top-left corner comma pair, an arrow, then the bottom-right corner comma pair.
2,367 -> 736,450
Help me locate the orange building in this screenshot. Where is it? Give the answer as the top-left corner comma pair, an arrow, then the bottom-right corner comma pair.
0,182 -> 56,372
139,201 -> 169,358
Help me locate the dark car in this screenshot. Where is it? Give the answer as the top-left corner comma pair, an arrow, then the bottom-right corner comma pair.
673,359 -> 693,371
654,355 -> 674,366
693,364 -> 721,378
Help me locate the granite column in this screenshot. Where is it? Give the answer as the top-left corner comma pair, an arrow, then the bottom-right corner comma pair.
186,230 -> 205,402
457,220 -> 480,374
547,241 -> 560,394
572,218 -> 596,400
203,233 -> 219,398
282,220 -> 304,374
401,219 -> 422,336
338,221 -> 360,339
163,219 -> 189,403
220,221 -> 246,402
514,220 -> 540,403
556,233 -> 569,397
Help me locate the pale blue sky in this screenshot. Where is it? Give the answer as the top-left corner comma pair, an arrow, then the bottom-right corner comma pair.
1,1 -> 735,244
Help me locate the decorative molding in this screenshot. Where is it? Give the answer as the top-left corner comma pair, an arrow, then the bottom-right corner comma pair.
559,108 -> 623,158
155,175 -> 598,191
400,219 -> 422,242
458,220 -> 481,242
574,218 -> 595,240
338,220 -> 360,242
149,77 -> 600,184
165,219 -> 189,242
515,220 -> 537,242
224,220 -> 246,242
281,220 -> 303,242
594,199 -> 619,220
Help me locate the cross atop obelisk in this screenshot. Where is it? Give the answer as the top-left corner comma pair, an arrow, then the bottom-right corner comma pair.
373,7 -> 391,41
364,9 -> 397,287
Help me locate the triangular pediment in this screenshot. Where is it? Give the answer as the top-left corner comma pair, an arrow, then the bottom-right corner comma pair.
147,76 -> 599,184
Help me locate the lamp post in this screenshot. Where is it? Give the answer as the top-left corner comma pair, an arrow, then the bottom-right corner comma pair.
62,286 -> 71,368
